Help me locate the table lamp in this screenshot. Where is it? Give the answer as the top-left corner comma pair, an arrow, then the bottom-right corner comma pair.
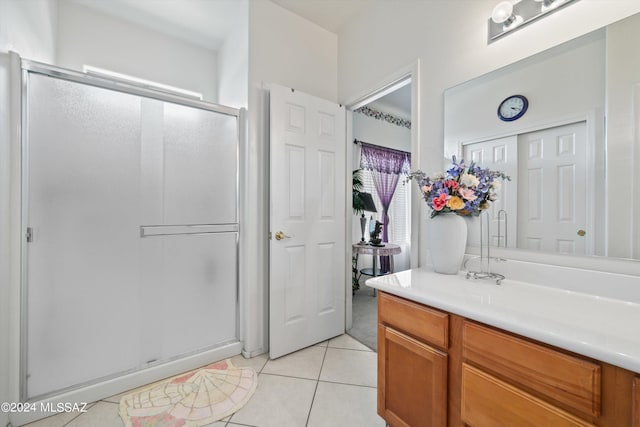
358,192 -> 377,244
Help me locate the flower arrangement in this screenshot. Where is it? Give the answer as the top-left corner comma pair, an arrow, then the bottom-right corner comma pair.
407,156 -> 510,218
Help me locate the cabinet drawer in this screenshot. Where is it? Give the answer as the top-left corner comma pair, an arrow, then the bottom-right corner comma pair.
634,377 -> 640,427
463,321 -> 601,418
378,292 -> 448,350
462,363 -> 595,427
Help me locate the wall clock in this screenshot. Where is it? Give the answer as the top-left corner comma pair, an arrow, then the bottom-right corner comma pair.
497,94 -> 528,121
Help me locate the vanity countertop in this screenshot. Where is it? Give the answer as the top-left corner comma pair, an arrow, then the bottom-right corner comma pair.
366,268 -> 640,373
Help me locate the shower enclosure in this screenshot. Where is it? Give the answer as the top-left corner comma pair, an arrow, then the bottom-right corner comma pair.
20,60 -> 243,400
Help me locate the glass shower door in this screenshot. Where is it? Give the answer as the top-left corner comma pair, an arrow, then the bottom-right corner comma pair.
137,101 -> 239,364
24,71 -> 240,400
25,74 -> 145,398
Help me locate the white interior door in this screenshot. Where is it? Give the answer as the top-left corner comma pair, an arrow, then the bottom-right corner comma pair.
463,136 -> 518,248
269,84 -> 346,359
517,121 -> 588,254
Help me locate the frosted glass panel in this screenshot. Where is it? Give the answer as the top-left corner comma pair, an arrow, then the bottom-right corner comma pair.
150,233 -> 237,360
162,103 -> 238,224
26,74 -> 143,398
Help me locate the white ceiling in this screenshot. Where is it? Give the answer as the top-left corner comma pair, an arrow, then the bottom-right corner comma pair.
67,0 -> 247,50
269,0 -> 373,33
368,84 -> 412,119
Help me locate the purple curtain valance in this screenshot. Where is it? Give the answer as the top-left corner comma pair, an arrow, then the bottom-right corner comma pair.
359,142 -> 411,175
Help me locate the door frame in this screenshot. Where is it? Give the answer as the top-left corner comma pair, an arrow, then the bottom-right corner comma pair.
343,60 -> 421,330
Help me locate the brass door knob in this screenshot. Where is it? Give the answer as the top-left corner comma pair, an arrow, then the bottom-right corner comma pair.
275,231 -> 291,240
577,229 -> 586,236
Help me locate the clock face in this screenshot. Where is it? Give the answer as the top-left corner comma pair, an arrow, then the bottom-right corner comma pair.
498,95 -> 528,121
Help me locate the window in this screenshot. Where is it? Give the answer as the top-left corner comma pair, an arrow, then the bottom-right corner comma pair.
361,169 -> 411,246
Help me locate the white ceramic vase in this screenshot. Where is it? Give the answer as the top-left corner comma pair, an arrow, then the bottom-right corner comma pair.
427,213 -> 468,274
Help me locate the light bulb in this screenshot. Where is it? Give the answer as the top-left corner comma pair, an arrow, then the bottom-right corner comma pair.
534,0 -> 563,9
491,1 -> 514,24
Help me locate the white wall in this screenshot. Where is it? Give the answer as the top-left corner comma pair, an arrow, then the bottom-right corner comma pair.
606,13 -> 640,260
244,0 -> 338,355
0,0 -> 57,63
338,0 -> 640,268
57,0 -> 218,102
218,0 -> 249,109
0,1 -> 57,423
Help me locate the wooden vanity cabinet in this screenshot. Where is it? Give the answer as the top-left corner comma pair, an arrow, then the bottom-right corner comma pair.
461,363 -> 594,427
462,321 -> 601,420
634,377 -> 640,427
378,292 -> 448,427
376,291 -> 638,427
461,321 -> 599,427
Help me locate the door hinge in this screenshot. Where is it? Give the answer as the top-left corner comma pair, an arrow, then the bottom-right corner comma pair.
26,227 -> 33,243
268,232 -> 272,240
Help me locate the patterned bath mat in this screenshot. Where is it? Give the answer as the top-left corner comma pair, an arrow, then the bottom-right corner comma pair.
119,359 -> 257,427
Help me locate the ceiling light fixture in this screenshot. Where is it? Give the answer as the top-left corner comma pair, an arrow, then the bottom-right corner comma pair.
534,0 -> 563,12
488,0 -> 578,43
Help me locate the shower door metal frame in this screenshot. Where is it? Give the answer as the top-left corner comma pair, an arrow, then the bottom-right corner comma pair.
20,59 -> 244,401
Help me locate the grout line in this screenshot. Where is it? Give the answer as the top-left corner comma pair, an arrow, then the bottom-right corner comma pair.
304,343 -> 328,426
317,342 -> 329,382
317,379 -> 377,389
257,372 -> 319,382
326,346 -> 374,353
61,402 -> 97,427
256,359 -> 268,374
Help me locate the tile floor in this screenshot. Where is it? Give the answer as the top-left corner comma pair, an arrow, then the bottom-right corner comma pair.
24,334 -> 385,427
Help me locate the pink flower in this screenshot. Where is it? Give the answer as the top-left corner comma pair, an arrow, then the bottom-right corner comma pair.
444,180 -> 459,190
432,193 -> 448,211
422,185 -> 432,194
459,187 -> 477,201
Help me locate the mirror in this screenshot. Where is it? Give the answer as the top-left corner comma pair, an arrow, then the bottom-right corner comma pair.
444,12 -> 640,261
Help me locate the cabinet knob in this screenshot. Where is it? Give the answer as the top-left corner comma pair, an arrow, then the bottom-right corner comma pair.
577,229 -> 586,236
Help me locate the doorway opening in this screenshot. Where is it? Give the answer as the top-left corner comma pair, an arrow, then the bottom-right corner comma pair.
347,78 -> 413,351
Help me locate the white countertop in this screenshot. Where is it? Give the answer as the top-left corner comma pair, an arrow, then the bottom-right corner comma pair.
366,268 -> 640,373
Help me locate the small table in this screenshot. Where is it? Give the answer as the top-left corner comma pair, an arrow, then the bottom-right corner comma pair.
352,243 -> 402,295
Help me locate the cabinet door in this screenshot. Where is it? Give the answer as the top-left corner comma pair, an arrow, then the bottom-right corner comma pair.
378,325 -> 447,427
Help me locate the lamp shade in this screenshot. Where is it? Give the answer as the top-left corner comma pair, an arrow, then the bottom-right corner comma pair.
359,192 -> 378,213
